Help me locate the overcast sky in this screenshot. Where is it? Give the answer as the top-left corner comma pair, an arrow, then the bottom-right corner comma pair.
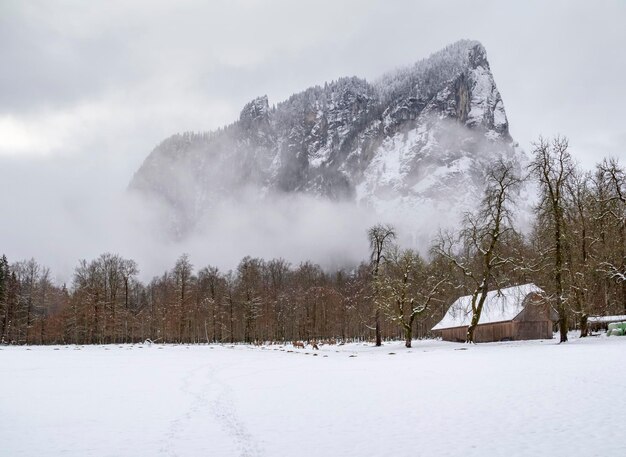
1,0 -> 625,278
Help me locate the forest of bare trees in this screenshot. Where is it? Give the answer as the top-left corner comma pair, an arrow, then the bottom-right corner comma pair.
2,137 -> 626,345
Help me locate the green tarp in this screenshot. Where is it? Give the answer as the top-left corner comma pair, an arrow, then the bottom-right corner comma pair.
607,322 -> 626,336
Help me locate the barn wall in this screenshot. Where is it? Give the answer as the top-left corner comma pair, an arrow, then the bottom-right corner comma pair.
440,327 -> 467,342
513,294 -> 553,340
479,322 -> 515,342
440,320 -> 552,342
514,321 -> 552,340
438,293 -> 554,342
440,322 -> 515,343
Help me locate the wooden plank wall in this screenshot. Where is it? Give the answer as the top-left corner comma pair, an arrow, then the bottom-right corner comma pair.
440,321 -> 551,342
515,321 -> 552,340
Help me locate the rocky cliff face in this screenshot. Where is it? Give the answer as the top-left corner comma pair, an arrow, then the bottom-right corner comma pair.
130,40 -> 523,238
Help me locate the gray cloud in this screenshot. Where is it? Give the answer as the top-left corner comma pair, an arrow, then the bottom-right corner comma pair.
1,0 -> 625,278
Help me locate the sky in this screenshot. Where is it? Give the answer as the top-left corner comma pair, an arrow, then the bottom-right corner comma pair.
1,0 -> 625,280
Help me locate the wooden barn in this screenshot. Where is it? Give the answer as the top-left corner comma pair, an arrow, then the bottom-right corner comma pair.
432,284 -> 553,342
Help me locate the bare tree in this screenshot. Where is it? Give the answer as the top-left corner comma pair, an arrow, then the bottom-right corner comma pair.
564,168 -> 595,336
437,159 -> 521,343
529,136 -> 574,343
266,258 -> 290,342
368,224 -> 396,346
198,266 -> 225,343
17,259 -> 40,344
37,266 -> 51,344
597,158 -> 626,312
0,255 -> 8,341
237,257 -> 263,343
377,248 -> 447,347
173,254 -> 194,342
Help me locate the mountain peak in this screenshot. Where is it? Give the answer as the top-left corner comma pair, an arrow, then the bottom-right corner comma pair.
466,40 -> 488,68
240,95 -> 270,122
130,40 -> 521,239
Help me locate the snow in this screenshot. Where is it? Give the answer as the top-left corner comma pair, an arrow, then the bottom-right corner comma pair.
411,155 -> 473,194
375,39 -> 480,103
467,65 -> 495,126
588,315 -> 626,323
432,283 -> 544,330
1,336 -> 625,456
493,98 -> 508,129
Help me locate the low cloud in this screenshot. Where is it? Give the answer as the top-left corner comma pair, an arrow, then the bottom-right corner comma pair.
2,1 -> 625,283
1,151 -> 467,284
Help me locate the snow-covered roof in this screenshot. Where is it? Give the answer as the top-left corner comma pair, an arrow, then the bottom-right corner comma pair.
432,283 -> 544,331
588,315 -> 626,324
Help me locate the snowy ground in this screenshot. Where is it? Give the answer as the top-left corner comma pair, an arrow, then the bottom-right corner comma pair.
1,334 -> 625,457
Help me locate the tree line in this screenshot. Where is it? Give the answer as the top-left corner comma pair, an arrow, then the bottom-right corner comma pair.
2,136 -> 626,345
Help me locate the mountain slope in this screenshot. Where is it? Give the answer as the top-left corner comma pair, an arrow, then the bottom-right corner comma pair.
130,40 -> 523,238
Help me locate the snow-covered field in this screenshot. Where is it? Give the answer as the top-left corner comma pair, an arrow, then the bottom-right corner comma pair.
1,335 -> 625,456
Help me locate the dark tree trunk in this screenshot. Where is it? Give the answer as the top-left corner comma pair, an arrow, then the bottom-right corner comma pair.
466,323 -> 476,344
404,325 -> 412,348
375,309 -> 382,346
558,315 -> 568,343
554,205 -> 568,343
580,314 -> 589,337
229,297 -> 234,344
466,288 -> 488,343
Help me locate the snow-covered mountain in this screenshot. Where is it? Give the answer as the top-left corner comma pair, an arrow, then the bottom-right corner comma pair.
130,40 -> 523,238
